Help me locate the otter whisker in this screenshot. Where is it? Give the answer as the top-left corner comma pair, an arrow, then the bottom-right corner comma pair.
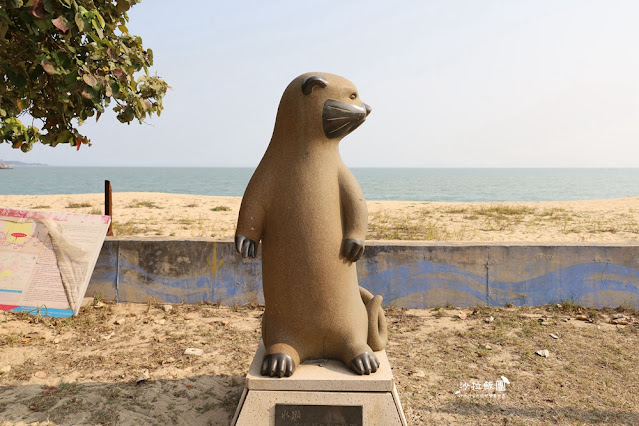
326,116 -> 352,121
327,105 -> 352,113
328,121 -> 351,134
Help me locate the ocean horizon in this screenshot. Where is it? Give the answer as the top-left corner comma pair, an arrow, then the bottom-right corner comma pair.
1,167 -> 638,202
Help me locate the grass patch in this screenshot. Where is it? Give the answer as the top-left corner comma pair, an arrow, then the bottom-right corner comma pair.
112,220 -> 139,236
210,206 -> 232,212
66,202 -> 92,208
126,200 -> 163,209
30,204 -> 51,209
475,205 -> 536,217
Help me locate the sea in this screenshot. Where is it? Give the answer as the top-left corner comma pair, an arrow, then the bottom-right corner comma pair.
1,167 -> 638,202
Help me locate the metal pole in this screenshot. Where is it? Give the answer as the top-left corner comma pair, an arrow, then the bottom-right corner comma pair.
105,180 -> 114,236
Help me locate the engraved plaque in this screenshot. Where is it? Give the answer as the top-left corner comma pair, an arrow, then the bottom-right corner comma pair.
275,404 -> 363,426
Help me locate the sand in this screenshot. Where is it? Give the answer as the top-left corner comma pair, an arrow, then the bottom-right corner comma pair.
0,192 -> 638,242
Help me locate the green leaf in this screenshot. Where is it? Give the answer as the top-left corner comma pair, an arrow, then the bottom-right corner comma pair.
74,12 -> 85,32
95,11 -> 105,28
6,0 -> 24,8
42,0 -> 54,13
0,21 -> 8,39
0,8 -> 10,24
33,18 -> 51,31
91,19 -> 103,39
10,72 -> 27,88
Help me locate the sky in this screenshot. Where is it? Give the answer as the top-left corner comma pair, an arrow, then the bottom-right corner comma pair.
1,0 -> 638,167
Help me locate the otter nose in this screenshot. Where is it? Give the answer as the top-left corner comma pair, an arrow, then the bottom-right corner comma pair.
364,103 -> 372,116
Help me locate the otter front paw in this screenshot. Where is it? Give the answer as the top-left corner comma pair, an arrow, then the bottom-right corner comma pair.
341,238 -> 364,262
235,235 -> 257,258
349,351 -> 380,375
261,353 -> 295,378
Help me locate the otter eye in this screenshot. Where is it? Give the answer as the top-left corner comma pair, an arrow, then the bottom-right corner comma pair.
350,93 -> 357,100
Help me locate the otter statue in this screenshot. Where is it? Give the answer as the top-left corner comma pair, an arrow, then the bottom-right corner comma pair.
235,72 -> 387,378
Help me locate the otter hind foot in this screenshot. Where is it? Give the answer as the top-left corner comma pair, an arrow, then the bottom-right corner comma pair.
349,351 -> 380,375
261,353 -> 295,378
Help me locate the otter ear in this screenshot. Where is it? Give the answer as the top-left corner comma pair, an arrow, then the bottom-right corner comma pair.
301,75 -> 328,95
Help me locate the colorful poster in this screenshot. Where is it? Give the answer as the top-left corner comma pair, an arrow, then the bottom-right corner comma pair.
0,208 -> 111,317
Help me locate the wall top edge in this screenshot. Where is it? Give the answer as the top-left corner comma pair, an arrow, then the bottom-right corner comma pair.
103,237 -> 639,248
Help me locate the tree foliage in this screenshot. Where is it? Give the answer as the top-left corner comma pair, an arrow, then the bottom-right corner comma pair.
0,0 -> 168,151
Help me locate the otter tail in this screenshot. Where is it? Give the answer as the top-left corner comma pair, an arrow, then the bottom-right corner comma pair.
359,286 -> 388,351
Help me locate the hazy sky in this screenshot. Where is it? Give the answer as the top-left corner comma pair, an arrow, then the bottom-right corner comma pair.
2,0 -> 638,167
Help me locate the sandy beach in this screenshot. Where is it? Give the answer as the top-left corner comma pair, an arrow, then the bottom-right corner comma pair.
0,192 -> 637,242
2,301 -> 639,425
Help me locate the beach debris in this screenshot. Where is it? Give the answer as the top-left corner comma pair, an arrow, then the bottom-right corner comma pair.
157,319 -> 166,325
184,315 -> 194,321
0,365 -> 11,374
456,312 -> 467,320
53,337 -> 61,344
575,314 -> 589,321
536,349 -> 550,358
485,316 -> 495,323
114,318 -> 126,325
80,297 -> 94,308
102,332 -> 114,340
613,313 -> 624,319
501,376 -> 510,385
411,369 -> 426,378
549,333 -> 559,339
162,304 -> 173,313
611,318 -> 630,325
34,370 -> 48,378
136,369 -> 150,383
94,301 -> 105,309
556,304 -> 562,309
538,317 -> 553,326
162,357 -> 176,365
183,348 -> 203,356
126,312 -> 137,318
481,344 -> 492,350
42,386 -> 58,396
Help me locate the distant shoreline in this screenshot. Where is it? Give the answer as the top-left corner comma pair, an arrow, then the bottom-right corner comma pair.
2,161 -> 48,167
1,192 -> 638,243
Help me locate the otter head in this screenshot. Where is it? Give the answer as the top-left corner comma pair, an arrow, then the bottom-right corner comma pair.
272,73 -> 371,144
301,74 -> 372,140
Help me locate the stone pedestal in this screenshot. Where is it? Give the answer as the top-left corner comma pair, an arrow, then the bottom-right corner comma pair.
232,341 -> 407,426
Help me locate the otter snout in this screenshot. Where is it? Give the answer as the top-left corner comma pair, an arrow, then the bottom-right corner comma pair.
322,99 -> 371,139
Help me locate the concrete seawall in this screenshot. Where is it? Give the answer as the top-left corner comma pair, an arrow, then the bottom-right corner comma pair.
87,238 -> 639,309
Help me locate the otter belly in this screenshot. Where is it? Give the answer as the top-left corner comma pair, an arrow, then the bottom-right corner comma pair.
259,171 -> 368,360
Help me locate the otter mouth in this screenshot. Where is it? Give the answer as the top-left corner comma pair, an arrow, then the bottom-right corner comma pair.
322,99 -> 371,139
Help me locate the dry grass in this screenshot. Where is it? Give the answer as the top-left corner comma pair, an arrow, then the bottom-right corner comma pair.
65,202 -> 92,209
126,200 -> 163,209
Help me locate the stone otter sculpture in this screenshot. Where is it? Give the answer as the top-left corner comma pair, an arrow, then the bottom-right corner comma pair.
235,72 -> 387,378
